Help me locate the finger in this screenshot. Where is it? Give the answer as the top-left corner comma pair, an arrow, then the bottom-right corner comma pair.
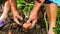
32,19 -> 37,26
30,19 -> 37,28
27,19 -> 32,23
13,17 -> 22,25
17,15 -> 23,20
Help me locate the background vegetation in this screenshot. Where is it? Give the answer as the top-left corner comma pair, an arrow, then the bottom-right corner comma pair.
17,0 -> 60,34
0,0 -> 60,34
18,0 -> 60,34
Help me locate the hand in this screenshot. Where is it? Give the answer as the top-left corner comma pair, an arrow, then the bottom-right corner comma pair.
13,11 -> 23,25
23,11 -> 38,29
27,18 -> 37,28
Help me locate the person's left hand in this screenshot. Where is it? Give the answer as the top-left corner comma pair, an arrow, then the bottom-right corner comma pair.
13,11 -> 23,25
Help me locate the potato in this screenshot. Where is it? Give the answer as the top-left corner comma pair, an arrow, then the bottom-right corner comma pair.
8,31 -> 12,34
23,23 -> 32,29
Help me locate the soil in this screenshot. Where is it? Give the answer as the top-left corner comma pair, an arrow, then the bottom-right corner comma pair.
0,2 -> 47,34
0,18 -> 47,34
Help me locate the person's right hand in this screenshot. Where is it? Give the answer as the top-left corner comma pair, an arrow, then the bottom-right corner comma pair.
23,11 -> 38,29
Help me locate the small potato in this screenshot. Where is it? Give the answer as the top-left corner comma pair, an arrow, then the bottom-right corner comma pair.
23,23 -> 32,29
8,31 -> 12,34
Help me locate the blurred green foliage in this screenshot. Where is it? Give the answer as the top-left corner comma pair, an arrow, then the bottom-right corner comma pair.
17,0 -> 60,34
17,0 -> 34,18
54,7 -> 60,34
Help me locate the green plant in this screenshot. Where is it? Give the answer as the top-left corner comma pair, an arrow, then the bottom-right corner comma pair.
54,7 -> 60,34
17,0 -> 34,18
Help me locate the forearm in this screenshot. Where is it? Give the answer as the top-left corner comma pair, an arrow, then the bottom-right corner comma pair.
31,0 -> 44,13
0,1 -> 10,20
8,0 -> 17,12
3,1 -> 10,14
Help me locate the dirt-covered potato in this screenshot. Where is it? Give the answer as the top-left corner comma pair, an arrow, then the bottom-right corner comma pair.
23,23 -> 32,29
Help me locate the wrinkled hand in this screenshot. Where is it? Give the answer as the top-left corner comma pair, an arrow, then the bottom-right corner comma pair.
13,11 -> 23,25
23,11 -> 38,29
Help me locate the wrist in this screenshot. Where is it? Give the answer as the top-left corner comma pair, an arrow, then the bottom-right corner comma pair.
31,10 -> 38,14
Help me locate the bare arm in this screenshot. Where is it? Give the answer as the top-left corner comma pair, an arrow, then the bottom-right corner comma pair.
28,0 -> 44,22
8,0 -> 23,25
23,0 -> 44,28
31,0 -> 44,13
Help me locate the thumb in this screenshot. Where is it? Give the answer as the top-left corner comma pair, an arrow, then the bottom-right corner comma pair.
30,19 -> 37,28
27,19 -> 31,23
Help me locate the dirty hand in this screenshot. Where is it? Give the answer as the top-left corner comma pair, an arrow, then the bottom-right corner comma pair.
13,11 -> 23,25
23,11 -> 38,29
